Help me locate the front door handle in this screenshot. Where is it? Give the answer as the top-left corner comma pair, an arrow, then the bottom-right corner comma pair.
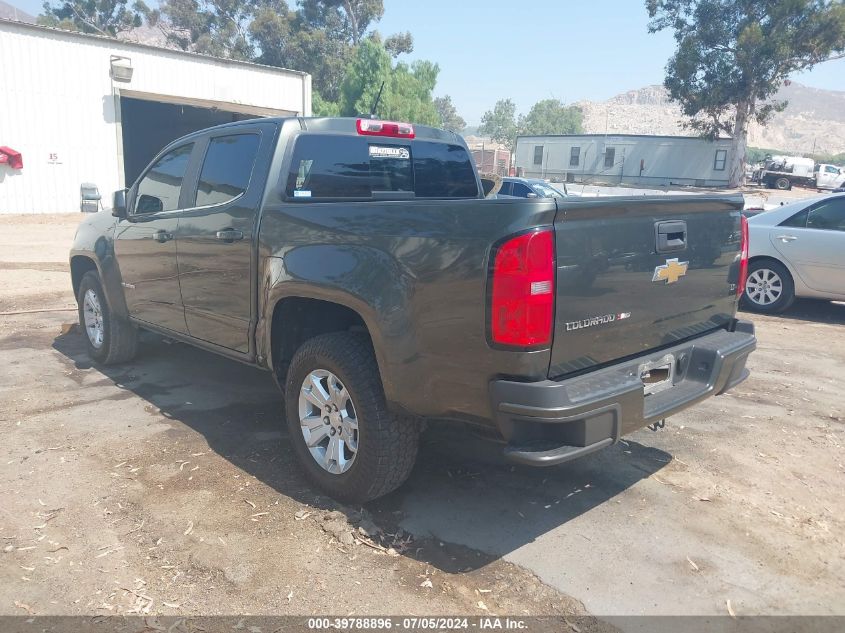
216,229 -> 244,243
776,234 -> 797,242
152,230 -> 173,243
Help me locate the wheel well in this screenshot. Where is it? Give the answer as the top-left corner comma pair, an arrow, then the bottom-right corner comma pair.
70,256 -> 98,298
748,255 -> 785,268
271,297 -> 370,384
747,255 -> 794,280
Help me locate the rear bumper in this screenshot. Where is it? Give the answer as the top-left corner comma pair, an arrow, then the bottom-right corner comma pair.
490,320 -> 756,466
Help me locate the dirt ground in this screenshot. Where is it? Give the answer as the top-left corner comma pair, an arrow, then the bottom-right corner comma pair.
0,212 -> 843,627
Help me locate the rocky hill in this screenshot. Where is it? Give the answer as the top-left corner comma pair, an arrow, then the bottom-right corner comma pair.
577,82 -> 845,154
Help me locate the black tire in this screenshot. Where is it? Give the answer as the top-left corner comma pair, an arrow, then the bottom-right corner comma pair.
775,177 -> 791,190
284,332 -> 419,504
76,271 -> 138,364
740,259 -> 795,314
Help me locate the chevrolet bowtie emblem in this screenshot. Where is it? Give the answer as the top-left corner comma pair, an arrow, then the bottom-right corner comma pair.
652,258 -> 689,284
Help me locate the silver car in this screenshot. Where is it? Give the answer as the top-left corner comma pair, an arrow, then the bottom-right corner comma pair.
742,193 -> 845,313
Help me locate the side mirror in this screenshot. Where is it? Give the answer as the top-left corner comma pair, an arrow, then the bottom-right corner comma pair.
136,194 -> 163,214
112,189 -> 128,219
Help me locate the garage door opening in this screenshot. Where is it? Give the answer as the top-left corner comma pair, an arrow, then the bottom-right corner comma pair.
120,97 -> 256,187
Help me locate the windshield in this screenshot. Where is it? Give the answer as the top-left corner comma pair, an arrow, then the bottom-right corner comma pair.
531,182 -> 567,198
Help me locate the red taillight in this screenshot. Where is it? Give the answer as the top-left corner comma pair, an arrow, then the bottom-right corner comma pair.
490,229 -> 555,347
356,118 -> 415,138
737,215 -> 749,298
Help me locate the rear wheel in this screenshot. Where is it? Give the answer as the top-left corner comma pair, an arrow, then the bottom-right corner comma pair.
775,177 -> 791,190
284,332 -> 419,503
77,271 -> 138,364
741,260 -> 795,314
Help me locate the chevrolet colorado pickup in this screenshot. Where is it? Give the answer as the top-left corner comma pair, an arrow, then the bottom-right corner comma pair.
70,117 -> 756,503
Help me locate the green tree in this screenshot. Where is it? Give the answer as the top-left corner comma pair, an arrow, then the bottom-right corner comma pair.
383,30 -> 413,56
519,99 -> 583,136
433,95 -> 466,132
478,99 -> 519,151
337,39 -> 439,125
155,0 -> 270,59
300,0 -> 384,45
252,7 -> 352,100
647,0 -> 845,187
39,0 -> 147,35
249,0 -> 411,102
312,91 -> 341,116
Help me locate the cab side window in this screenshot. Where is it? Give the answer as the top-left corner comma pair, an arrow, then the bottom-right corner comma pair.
135,143 -> 194,214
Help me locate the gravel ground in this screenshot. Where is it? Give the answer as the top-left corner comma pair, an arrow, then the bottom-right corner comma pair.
0,212 -> 842,628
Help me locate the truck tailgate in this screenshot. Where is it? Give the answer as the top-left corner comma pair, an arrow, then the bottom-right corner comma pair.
549,195 -> 744,379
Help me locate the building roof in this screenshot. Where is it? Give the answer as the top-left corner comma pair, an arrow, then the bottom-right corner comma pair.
0,17 -> 308,76
517,132 -> 731,142
0,0 -> 34,23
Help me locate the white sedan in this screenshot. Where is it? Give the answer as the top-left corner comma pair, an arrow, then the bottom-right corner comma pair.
742,193 -> 845,313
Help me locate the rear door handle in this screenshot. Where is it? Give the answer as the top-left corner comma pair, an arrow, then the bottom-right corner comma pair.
216,229 -> 244,243
776,234 -> 797,242
152,230 -> 173,243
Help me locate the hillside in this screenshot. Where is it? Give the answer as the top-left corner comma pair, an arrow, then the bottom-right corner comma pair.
0,0 -> 34,22
577,82 -> 845,155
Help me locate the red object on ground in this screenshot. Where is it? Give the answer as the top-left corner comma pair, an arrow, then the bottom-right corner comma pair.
0,147 -> 23,169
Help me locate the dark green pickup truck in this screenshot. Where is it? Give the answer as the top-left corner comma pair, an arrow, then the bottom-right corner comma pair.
69,117 -> 756,502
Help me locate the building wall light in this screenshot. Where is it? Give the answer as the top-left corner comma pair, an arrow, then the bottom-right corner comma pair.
110,55 -> 133,82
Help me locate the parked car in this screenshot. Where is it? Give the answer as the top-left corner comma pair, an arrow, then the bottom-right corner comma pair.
69,117 -> 755,503
742,193 -> 845,313
498,177 -> 568,198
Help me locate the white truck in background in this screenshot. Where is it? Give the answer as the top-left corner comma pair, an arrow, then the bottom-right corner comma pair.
753,155 -> 845,191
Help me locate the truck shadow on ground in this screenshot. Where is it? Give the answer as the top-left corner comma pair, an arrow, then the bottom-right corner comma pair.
52,329 -> 669,573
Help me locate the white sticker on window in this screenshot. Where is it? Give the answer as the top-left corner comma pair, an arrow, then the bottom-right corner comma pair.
293,190 -> 312,198
369,145 -> 410,159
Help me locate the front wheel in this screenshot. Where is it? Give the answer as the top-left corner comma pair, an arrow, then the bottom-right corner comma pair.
284,332 -> 419,503
775,177 -> 791,190
740,260 -> 795,314
77,271 -> 138,364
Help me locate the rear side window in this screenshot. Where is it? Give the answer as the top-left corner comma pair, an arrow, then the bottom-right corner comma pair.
285,135 -> 478,201
807,198 -> 845,231
780,208 -> 809,228
195,134 -> 260,207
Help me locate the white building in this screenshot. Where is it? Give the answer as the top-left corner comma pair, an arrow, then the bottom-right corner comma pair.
0,19 -> 311,214
514,134 -> 735,188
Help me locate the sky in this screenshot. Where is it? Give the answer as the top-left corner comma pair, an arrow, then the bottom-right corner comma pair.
377,0 -> 845,124
11,0 -> 845,124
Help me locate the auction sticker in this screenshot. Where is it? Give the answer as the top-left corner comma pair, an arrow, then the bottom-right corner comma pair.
369,145 -> 410,159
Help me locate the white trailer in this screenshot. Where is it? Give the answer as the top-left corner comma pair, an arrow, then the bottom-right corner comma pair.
514,134 -> 735,188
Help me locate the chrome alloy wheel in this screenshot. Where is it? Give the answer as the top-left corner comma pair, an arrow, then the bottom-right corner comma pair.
745,268 -> 783,306
82,288 -> 105,349
298,370 -> 358,474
